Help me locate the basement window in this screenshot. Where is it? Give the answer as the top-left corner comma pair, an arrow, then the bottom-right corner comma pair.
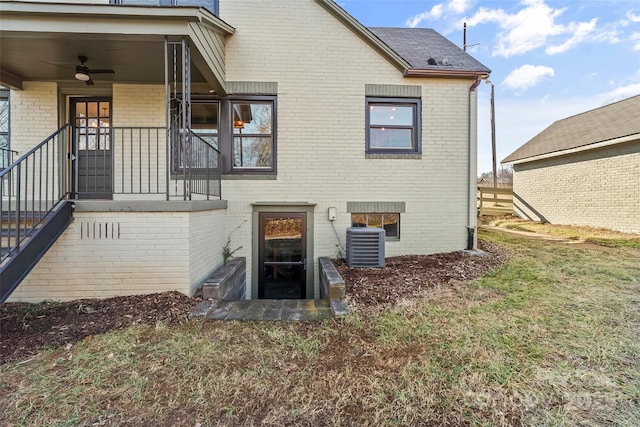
351,213 -> 400,240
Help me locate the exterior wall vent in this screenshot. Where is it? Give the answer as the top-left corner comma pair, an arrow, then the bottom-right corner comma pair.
346,227 -> 385,268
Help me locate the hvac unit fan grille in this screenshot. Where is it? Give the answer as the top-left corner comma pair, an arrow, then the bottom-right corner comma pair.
346,227 -> 385,268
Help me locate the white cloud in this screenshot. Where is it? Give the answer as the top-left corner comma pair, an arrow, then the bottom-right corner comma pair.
545,18 -> 597,54
627,12 -> 640,23
465,0 -> 599,57
600,83 -> 640,103
632,32 -> 640,51
448,0 -> 473,14
406,0 -> 473,28
502,65 -> 555,91
406,5 -> 443,28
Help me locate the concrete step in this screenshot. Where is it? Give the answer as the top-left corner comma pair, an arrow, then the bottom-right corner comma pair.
199,299 -> 333,321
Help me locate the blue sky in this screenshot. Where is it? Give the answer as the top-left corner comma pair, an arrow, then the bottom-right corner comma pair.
340,0 -> 640,174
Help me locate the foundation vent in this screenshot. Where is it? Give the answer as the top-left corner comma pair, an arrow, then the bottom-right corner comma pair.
81,222 -> 121,240
346,227 -> 385,268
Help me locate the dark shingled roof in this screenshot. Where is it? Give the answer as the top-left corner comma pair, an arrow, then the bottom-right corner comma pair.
368,27 -> 491,74
503,94 -> 640,163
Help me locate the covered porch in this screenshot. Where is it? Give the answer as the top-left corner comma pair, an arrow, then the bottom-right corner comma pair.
0,1 -> 234,201
0,1 -> 236,303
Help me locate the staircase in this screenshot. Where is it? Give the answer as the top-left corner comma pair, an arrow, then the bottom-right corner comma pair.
0,126 -> 73,304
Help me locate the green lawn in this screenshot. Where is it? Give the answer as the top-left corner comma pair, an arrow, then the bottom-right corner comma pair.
1,227 -> 639,426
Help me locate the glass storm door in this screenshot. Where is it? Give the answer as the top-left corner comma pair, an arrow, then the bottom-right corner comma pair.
258,213 -> 307,299
71,98 -> 112,199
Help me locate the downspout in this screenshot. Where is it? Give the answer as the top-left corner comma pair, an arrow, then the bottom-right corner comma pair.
467,76 -> 482,250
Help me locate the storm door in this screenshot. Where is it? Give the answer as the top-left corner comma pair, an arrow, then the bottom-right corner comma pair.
71,98 -> 112,199
258,212 -> 307,299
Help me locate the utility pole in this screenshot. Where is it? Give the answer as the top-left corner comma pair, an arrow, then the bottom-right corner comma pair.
486,80 -> 497,190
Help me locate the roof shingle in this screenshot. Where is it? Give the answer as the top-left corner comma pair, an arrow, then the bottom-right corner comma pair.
503,94 -> 640,163
368,27 -> 491,74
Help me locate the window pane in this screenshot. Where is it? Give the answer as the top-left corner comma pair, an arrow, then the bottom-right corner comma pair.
0,98 -> 8,133
233,103 -> 272,134
383,214 -> 399,238
351,214 -> 366,227
367,214 -> 383,228
233,136 -> 272,168
370,128 -> 413,149
192,102 -> 219,133
369,105 -> 413,126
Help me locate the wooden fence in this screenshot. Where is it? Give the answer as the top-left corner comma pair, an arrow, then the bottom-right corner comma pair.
478,187 -> 513,216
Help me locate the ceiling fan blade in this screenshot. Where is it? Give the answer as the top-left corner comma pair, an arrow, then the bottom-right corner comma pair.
89,69 -> 116,74
85,77 -> 95,86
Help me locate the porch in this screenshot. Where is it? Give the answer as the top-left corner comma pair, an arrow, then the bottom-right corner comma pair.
0,1 -> 235,303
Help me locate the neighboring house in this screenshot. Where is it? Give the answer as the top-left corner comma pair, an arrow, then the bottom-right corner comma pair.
0,0 -> 490,303
502,95 -> 640,234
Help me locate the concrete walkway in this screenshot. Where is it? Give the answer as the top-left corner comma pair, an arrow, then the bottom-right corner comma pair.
197,299 -> 333,321
480,225 -> 572,242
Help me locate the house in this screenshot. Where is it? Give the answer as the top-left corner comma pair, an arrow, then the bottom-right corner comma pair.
0,0 -> 490,304
502,95 -> 640,234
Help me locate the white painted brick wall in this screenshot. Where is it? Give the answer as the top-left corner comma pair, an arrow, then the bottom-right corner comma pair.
188,209 -> 226,294
513,142 -> 640,234
9,82 -> 58,155
220,0 -> 479,293
112,84 -> 168,196
8,209 -> 229,303
9,211 -> 189,302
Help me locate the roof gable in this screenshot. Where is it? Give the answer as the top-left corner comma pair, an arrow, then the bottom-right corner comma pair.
368,27 -> 491,76
315,0 -> 489,79
503,94 -> 640,164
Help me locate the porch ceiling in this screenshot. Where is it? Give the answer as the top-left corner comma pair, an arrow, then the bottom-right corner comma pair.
0,2 -> 234,93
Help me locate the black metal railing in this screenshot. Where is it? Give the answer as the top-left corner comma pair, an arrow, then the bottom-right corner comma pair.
76,126 -> 221,200
0,125 -> 221,263
1,125 -> 68,261
0,148 -> 18,170
186,132 -> 222,199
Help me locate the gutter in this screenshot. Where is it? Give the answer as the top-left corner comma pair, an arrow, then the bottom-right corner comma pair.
405,69 -> 490,79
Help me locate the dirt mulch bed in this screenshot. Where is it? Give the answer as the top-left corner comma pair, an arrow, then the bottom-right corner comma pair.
334,240 -> 511,311
1,291 -> 199,365
1,240 -> 510,365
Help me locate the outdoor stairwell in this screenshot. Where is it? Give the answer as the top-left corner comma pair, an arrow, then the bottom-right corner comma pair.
0,203 -> 72,304
0,126 -> 73,304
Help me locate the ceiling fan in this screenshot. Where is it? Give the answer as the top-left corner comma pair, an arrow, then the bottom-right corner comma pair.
74,55 -> 115,85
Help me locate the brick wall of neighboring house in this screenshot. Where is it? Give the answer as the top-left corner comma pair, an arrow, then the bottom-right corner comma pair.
220,0 -> 479,297
513,140 -> 640,234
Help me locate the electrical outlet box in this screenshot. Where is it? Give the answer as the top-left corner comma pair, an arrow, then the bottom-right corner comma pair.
328,207 -> 337,221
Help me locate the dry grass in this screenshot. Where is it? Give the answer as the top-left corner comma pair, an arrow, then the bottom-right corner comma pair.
488,215 -> 640,247
1,227 -> 639,426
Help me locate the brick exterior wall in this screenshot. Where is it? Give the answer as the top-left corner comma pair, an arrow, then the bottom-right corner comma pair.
513,140 -> 640,234
5,0 -> 482,301
221,0 -> 479,295
9,208 -> 227,302
9,81 -> 58,154
188,209 -> 226,294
